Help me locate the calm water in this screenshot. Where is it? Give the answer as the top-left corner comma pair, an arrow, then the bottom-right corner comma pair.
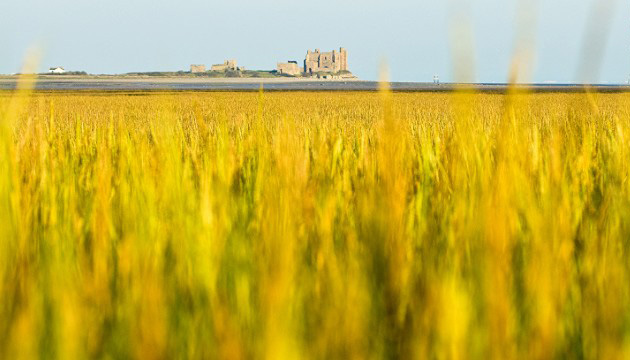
0,79 -> 628,92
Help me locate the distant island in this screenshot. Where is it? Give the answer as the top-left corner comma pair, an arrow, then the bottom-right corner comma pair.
18,47 -> 358,80
186,47 -> 356,80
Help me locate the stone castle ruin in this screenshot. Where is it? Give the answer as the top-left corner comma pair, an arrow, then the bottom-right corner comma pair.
189,59 -> 244,73
304,48 -> 348,74
190,48 -> 350,77
277,47 -> 350,77
211,60 -> 240,72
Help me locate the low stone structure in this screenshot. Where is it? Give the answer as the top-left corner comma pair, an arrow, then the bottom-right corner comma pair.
304,48 -> 348,74
211,60 -> 238,71
277,61 -> 301,76
190,64 -> 206,73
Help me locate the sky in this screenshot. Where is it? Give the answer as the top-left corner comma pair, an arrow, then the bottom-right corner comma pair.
0,0 -> 627,83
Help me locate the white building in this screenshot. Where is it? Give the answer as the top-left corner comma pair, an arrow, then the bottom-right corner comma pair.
49,67 -> 66,74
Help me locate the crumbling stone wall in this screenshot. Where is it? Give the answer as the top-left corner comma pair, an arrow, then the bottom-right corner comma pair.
277,61 -> 301,76
190,65 -> 206,73
211,60 -> 238,71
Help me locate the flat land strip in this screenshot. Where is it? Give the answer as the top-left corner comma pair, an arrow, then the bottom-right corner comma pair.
1,76 -> 629,92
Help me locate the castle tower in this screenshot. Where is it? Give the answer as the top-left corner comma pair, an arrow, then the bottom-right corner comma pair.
339,47 -> 348,71
304,49 -> 318,74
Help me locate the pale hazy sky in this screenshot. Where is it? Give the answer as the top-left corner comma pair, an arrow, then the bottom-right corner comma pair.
0,0 -> 627,83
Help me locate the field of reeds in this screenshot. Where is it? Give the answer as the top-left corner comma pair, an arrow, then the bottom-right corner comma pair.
1,88 -> 629,359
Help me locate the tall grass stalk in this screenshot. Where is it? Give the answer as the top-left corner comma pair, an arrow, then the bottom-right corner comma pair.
0,91 -> 629,359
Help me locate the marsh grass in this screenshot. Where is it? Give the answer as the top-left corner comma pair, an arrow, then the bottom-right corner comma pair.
0,90 -> 629,359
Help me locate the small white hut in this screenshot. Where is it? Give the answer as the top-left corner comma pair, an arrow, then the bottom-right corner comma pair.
49,67 -> 66,74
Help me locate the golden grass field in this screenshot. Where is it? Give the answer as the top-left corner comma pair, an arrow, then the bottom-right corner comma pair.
1,88 -> 629,359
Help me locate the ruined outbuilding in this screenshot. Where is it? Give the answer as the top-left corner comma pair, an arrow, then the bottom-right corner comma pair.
190,65 -> 206,73
276,61 -> 301,76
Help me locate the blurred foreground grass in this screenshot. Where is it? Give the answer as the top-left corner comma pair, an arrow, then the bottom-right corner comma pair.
0,90 -> 629,359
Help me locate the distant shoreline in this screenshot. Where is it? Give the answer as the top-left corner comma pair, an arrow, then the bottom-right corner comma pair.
1,76 -> 629,92
0,75 -> 363,83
